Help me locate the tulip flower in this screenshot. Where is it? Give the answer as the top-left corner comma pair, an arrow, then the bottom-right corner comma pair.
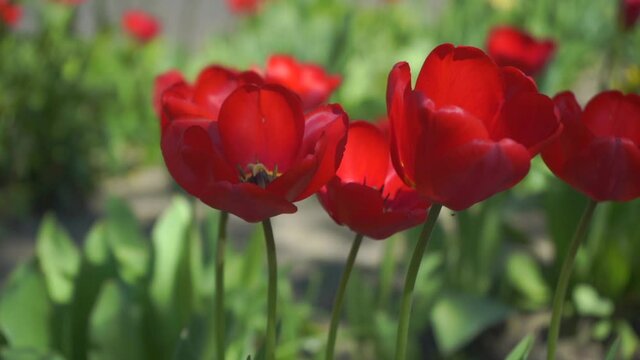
227,0 -> 264,15
160,65 -> 349,223
486,26 -> 556,76
621,0 -> 640,30
122,10 -> 161,44
542,91 -> 640,202
387,43 -> 561,211
318,121 -> 429,239
0,0 -> 21,28
265,54 -> 341,112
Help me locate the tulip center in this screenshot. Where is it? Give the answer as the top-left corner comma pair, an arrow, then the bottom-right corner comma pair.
239,163 -> 280,188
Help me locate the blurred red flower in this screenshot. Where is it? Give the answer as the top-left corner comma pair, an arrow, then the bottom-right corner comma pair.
227,0 -> 263,15
542,91 -> 640,201
122,10 -> 161,44
0,0 -> 21,28
486,26 -> 556,77
318,121 -> 429,239
265,54 -> 341,112
153,69 -> 185,120
160,65 -> 349,222
387,43 -> 561,210
621,0 -> 640,30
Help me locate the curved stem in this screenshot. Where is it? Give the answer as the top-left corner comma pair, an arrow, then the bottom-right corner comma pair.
215,211 -> 229,360
546,199 -> 598,360
394,204 -> 442,360
262,218 -> 278,360
325,233 -> 364,360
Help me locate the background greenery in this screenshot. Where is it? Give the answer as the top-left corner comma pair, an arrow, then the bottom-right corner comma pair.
1,0 -> 639,358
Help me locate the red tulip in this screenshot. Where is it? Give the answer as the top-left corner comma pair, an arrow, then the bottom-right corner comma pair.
153,69 -> 185,119
160,65 -> 349,222
486,26 -> 556,77
227,0 -> 263,14
0,0 -> 21,28
318,121 -> 429,239
621,0 -> 640,30
122,10 -> 161,44
542,91 -> 640,201
387,43 -> 561,210
265,55 -> 341,112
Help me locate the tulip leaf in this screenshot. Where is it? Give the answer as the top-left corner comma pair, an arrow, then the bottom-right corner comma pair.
88,280 -> 145,360
431,291 -> 511,355
35,214 -> 81,304
605,337 -> 620,360
506,252 -> 550,308
0,261 -> 52,351
105,198 -> 149,284
505,335 -> 534,360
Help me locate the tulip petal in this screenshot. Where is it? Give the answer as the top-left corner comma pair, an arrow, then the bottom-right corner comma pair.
193,66 -> 262,119
154,70 -> 185,119
336,121 -> 389,188
501,66 -> 537,99
415,43 -> 504,124
218,84 -> 305,173
582,91 -> 640,144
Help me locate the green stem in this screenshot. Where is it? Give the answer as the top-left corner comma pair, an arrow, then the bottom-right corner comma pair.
394,204 -> 442,360
215,211 -> 229,360
262,218 -> 278,360
546,199 -> 598,360
325,233 -> 364,360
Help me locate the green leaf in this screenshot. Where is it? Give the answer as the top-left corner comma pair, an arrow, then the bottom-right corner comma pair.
616,321 -> 639,359
572,284 -> 614,318
0,348 -> 65,360
506,252 -> 550,308
35,214 -> 80,304
505,335 -> 534,360
84,222 -> 110,266
88,281 -> 145,360
605,337 -> 621,360
0,261 -> 52,350
431,291 -> 511,355
105,198 -> 149,284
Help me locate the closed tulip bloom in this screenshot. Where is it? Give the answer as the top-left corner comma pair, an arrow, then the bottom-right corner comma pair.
0,0 -> 21,28
265,55 -> 341,112
542,91 -> 640,201
122,10 -> 161,43
160,66 -> 349,222
318,121 -> 429,239
621,0 -> 640,30
487,26 -> 556,76
387,43 -> 561,210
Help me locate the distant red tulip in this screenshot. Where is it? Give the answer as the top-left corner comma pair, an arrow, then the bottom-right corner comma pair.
122,10 -> 161,44
387,43 -> 561,210
153,69 -> 185,120
227,0 -> 263,14
542,91 -> 640,201
160,65 -> 349,222
621,0 -> 640,30
265,55 -> 341,112
318,121 -> 429,239
0,0 -> 21,28
486,26 -> 556,76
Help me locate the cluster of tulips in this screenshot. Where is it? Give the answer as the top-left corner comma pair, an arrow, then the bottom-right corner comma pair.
153,35 -> 640,360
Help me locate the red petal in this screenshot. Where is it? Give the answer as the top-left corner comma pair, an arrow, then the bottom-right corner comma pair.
153,70 -> 184,118
218,84 -> 305,173
486,26 -> 556,76
200,182 -> 297,222
415,43 -> 504,125
501,66 -> 537,100
387,62 -> 420,185
492,92 -> 562,155
582,91 -> 640,144
560,137 -> 640,201
336,121 -> 389,188
193,66 -> 262,119
161,82 -> 209,125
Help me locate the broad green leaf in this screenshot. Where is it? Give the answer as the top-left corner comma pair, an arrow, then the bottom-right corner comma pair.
506,252 -> 550,308
84,222 -> 110,266
35,215 -> 80,304
572,284 -> 614,317
105,198 -> 149,284
88,281 -> 145,360
505,335 -> 534,360
0,261 -> 52,350
431,291 -> 511,355
0,348 -> 65,360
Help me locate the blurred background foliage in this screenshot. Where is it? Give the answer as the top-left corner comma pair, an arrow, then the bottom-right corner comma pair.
1,0 -> 640,359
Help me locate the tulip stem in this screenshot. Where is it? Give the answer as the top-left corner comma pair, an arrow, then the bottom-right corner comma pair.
262,218 -> 278,360
325,232 -> 364,360
215,211 -> 229,360
546,199 -> 598,360
394,204 -> 442,360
